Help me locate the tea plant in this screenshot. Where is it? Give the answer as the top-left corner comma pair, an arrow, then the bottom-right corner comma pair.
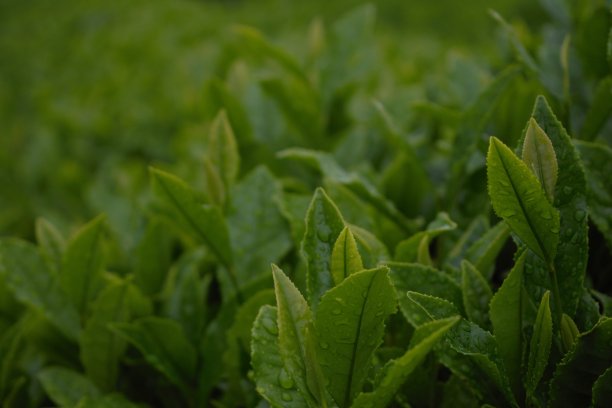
0,0 -> 611,407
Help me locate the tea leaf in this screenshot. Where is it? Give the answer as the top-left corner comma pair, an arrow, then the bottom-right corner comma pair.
150,167 -> 233,268
61,215 -> 106,316
251,305 -> 308,408
352,316 -> 459,408
330,226 -> 363,285
38,367 -> 100,407
316,267 -> 396,407
111,317 -> 197,391
487,136 -> 560,262
464,221 -> 510,279
525,291 -> 552,396
395,212 -> 456,263
302,188 -> 345,309
489,251 -> 526,398
549,317 -> 612,408
35,218 -> 65,273
522,118 -> 558,203
272,265 -> 321,406
0,239 -> 80,340
134,217 -> 173,296
461,260 -> 492,329
208,109 -> 240,191
592,366 -> 612,408
579,76 -> 612,141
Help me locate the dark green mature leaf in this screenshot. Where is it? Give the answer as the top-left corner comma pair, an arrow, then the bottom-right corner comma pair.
38,367 -> 100,407
406,292 -> 460,326
111,317 -> 197,391
409,292 -> 515,406
522,118 -> 558,204
35,218 -> 65,273
251,306 -> 308,408
272,265 -> 323,406
464,221 -> 510,279
134,217 -> 173,296
525,291 -> 552,396
0,239 -> 80,340
61,215 -> 106,317
352,317 -> 460,408
229,166 -> 292,286
150,167 -> 233,268
575,140 -> 612,249
315,267 -> 395,407
527,96 -> 589,316
549,317 -> 612,408
489,251 -> 526,399
592,366 -> 612,408
461,261 -> 492,329
388,262 -> 464,325
487,136 -> 560,262
302,188 -> 345,309
81,279 -> 151,391
330,226 -> 363,286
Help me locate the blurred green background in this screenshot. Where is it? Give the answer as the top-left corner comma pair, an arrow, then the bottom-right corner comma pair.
0,0 -> 566,242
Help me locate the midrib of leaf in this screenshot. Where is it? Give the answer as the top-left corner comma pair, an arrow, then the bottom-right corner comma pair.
156,177 -> 230,268
344,274 -> 376,407
528,134 -> 553,203
496,143 -> 550,263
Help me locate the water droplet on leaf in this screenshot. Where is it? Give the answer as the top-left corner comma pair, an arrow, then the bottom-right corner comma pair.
281,392 -> 293,402
278,368 -> 294,389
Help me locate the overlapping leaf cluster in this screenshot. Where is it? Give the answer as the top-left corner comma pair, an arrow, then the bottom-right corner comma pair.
0,1 -> 611,407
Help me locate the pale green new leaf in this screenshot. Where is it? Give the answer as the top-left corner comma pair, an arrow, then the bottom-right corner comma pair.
489,251 -> 526,398
315,267 -> 396,407
330,226 -> 363,285
208,109 -> 240,190
0,239 -> 80,340
525,291 -> 552,396
35,218 -> 65,273
150,167 -> 232,268
61,215 -> 106,316
522,118 -> 558,203
38,367 -> 100,407
302,188 -> 345,309
251,305 -> 308,408
352,317 -> 459,408
111,317 -> 197,391
461,260 -> 492,328
272,265 -> 322,406
549,317 -> 612,408
487,136 -> 560,262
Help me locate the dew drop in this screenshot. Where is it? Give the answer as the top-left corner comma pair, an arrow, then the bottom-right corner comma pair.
281,392 -> 293,402
331,309 -> 341,316
278,368 -> 294,389
540,210 -> 552,220
574,210 -> 586,222
375,311 -> 384,317
319,341 -> 329,350
317,226 -> 332,242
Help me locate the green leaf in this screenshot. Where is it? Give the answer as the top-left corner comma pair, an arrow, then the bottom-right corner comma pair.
464,221 -> 510,279
80,279 -> 151,391
592,366 -> 612,408
575,140 -> 612,249
0,239 -> 80,340
522,118 -> 558,203
302,188 -> 345,309
489,251 -> 526,399
111,317 -> 197,391
487,136 -> 560,262
406,292 -> 461,325
315,267 -> 396,407
330,226 -> 363,285
251,305 -> 308,408
228,166 -> 292,286
395,212 -> 457,263
35,217 -> 65,273
461,260 -> 492,328
527,96 -> 590,316
134,217 -> 173,296
74,394 -> 141,408
208,109 -> 240,191
549,317 -> 612,408
150,167 -> 233,268
525,291 -> 552,396
388,262 -> 464,326
352,317 -> 459,408
38,367 -> 100,407
61,215 -> 106,317
272,265 -> 322,406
